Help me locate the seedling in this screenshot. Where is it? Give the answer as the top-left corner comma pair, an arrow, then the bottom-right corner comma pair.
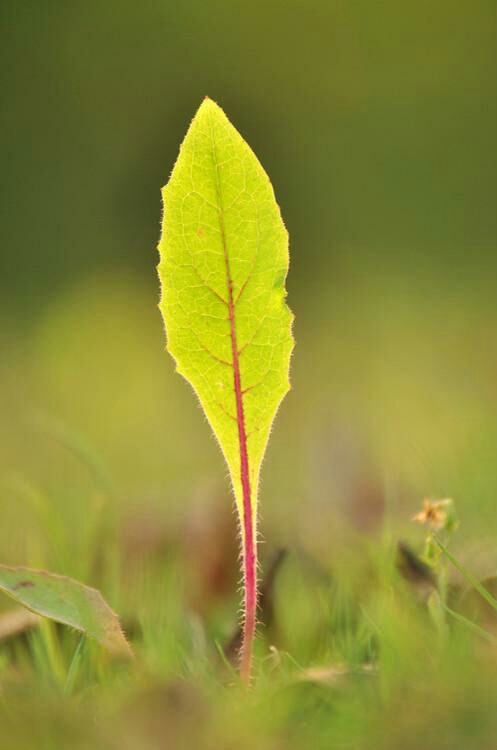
157,98 -> 294,682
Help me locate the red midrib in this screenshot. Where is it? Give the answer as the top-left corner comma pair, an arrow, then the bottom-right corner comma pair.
227,279 -> 257,682
207,111 -> 257,682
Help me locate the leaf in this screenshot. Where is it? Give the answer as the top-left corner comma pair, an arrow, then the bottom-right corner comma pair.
0,565 -> 131,656
157,97 -> 294,529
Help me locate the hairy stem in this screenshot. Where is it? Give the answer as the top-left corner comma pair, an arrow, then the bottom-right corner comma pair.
207,106 -> 258,682
229,272 -> 258,684
239,500 -> 257,683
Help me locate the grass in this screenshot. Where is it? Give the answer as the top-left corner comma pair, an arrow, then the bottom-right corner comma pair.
1,500 -> 497,749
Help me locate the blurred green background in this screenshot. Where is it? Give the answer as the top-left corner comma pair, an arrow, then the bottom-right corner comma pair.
1,0 -> 496,590
1,2 -> 497,748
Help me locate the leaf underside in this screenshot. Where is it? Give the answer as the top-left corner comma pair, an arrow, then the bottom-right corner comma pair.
0,565 -> 131,656
158,98 -> 293,524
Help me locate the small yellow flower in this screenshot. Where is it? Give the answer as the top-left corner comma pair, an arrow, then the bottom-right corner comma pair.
412,498 -> 453,530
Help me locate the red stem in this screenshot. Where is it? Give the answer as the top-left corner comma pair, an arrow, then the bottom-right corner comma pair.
209,109 -> 258,682
228,293 -> 257,684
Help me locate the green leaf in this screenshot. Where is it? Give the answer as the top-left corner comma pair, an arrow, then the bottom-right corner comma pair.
0,565 -> 131,656
157,98 -> 294,527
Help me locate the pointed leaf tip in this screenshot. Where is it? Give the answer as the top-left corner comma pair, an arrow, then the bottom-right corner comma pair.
0,565 -> 132,657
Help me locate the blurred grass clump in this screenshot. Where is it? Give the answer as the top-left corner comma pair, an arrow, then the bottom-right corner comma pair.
0,0 -> 496,747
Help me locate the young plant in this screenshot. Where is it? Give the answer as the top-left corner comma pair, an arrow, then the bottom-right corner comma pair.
157,98 -> 294,682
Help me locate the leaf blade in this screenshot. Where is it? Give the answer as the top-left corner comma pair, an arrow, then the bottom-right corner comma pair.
0,565 -> 131,656
158,98 -> 293,522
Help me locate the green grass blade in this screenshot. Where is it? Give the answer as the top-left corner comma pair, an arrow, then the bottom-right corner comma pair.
441,602 -> 497,645
64,636 -> 87,695
434,536 -> 497,615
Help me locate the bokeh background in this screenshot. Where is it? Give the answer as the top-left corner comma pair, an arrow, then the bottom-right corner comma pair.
1,0 -> 496,630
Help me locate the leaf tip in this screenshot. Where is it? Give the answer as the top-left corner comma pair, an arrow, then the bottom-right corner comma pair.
196,96 -> 224,120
